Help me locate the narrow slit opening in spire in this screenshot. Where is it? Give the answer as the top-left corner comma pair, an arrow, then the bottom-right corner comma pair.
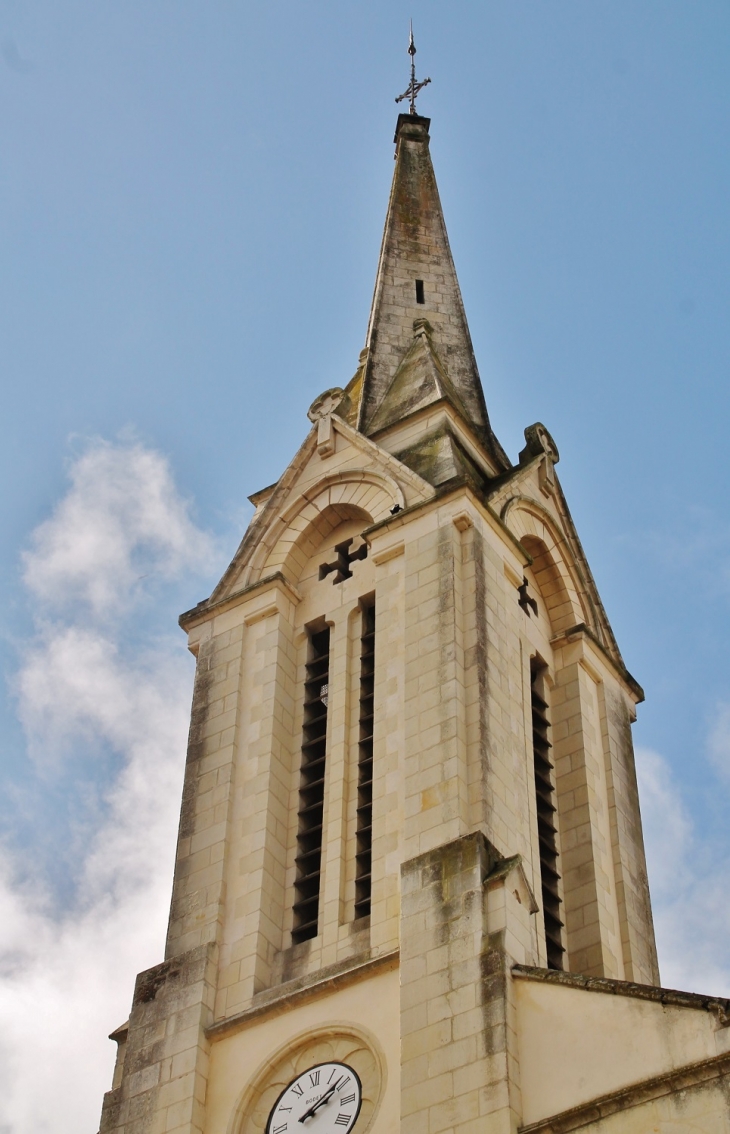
415,279 -> 425,304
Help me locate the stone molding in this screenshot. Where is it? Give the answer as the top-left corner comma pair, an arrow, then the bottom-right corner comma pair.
513,964 -> 730,1025
211,411 -> 437,601
362,478 -> 532,566
500,492 -> 588,632
370,398 -> 502,479
549,623 -> 644,704
205,950 -> 399,1040
179,570 -> 301,632
229,1022 -> 386,1134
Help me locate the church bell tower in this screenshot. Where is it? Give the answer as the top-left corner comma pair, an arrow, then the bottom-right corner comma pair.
99,81 -> 730,1134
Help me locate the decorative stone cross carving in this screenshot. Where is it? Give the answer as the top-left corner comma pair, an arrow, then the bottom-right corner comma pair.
518,577 -> 538,617
319,538 -> 368,585
307,387 -> 345,458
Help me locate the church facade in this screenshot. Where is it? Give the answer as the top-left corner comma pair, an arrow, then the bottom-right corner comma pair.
99,112 -> 730,1134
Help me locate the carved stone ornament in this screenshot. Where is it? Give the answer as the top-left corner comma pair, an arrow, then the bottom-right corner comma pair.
519,423 -> 559,498
521,422 -> 560,465
308,388 -> 346,459
307,388 -> 346,423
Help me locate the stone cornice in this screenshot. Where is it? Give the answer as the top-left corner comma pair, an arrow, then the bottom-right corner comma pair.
179,571 -> 301,632
362,478 -> 532,566
513,965 -> 730,1025
370,397 -> 503,479
205,949 -> 399,1041
182,481 -> 532,634
550,623 -> 645,704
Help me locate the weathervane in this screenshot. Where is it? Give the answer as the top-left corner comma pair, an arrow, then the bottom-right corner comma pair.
395,22 -> 431,116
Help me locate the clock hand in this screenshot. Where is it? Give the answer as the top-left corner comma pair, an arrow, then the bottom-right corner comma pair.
297,1079 -> 342,1123
298,1086 -> 337,1124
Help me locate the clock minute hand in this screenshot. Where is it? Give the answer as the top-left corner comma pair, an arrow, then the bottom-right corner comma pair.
298,1079 -> 342,1123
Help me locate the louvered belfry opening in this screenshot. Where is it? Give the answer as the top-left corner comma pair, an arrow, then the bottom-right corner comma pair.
292,626 -> 331,945
354,601 -> 375,921
531,661 -> 565,970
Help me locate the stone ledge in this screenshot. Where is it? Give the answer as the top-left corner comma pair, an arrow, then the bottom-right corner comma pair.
205,949 -> 399,1040
361,475 -> 531,566
513,964 -> 730,1025
179,571 -> 301,631
519,1049 -> 730,1133
549,622 -> 644,704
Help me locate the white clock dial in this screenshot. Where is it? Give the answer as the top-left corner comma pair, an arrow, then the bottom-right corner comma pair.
266,1061 -> 362,1134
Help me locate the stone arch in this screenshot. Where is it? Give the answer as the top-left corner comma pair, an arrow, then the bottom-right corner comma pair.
228,1023 -> 386,1134
243,470 -> 403,587
521,534 -> 574,634
280,502 -> 372,585
501,496 -> 586,633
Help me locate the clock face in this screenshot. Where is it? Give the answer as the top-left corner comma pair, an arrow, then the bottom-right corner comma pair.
266,1062 -> 362,1134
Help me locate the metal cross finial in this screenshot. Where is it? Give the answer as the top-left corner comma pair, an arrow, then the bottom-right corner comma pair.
395,21 -> 431,115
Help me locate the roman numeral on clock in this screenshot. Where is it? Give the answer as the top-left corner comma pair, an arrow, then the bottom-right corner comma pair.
309,1070 -> 320,1086
273,1124 -> 287,1134
340,1094 -> 355,1106
291,1085 -> 304,1097
334,1116 -> 351,1127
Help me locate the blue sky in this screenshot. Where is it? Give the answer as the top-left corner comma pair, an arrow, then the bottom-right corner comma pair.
1,3 -> 730,1130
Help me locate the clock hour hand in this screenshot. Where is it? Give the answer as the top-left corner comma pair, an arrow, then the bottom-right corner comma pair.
297,1079 -> 342,1123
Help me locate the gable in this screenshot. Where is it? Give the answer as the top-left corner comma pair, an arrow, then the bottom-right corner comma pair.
489,453 -> 623,665
208,412 -> 436,603
367,319 -> 473,435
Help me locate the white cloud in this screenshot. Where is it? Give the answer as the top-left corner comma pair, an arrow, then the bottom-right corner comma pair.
636,742 -> 730,997
4,436 -> 730,1133
22,437 -> 215,619
634,746 -> 693,896
0,438 -> 218,1134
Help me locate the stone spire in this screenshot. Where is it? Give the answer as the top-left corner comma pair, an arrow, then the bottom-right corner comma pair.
357,113 -> 508,469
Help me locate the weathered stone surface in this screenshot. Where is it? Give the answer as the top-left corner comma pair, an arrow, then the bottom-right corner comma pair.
358,114 -> 508,469
97,109 -> 729,1134
100,945 -> 216,1134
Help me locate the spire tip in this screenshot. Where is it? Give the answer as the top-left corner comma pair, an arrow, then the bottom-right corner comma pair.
395,21 -> 430,114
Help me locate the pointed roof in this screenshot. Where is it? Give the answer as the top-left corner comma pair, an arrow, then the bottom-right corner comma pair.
357,113 -> 508,469
367,317 -> 471,433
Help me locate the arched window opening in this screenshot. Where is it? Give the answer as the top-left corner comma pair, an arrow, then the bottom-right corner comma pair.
292,623 -> 331,944
286,507 -> 380,950
531,658 -> 565,970
354,599 -> 375,921
519,530 -> 582,635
